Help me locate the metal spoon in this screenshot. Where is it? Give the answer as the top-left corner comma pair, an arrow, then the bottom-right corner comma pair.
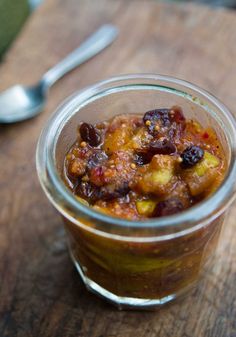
0,24 -> 118,123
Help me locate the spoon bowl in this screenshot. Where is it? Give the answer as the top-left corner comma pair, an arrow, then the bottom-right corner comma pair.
0,24 -> 118,124
0,84 -> 45,123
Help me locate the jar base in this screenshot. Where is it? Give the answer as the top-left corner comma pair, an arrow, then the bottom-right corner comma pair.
70,250 -> 195,310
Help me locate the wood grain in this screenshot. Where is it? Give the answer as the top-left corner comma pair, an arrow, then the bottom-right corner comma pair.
0,0 -> 236,336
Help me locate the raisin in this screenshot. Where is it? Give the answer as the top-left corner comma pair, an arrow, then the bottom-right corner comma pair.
169,106 -> 186,124
181,146 -> 204,168
134,151 -> 153,165
134,139 -> 176,166
149,139 -> 176,155
143,108 -> 171,133
153,198 -> 184,217
79,122 -> 101,146
87,150 -> 108,169
143,108 -> 171,126
75,181 -> 101,204
116,182 -> 130,196
100,182 -> 130,201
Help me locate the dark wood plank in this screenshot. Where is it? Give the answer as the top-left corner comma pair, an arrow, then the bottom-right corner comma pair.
0,1 -> 236,336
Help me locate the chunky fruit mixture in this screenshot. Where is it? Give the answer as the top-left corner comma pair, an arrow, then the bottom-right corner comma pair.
64,107 -> 226,220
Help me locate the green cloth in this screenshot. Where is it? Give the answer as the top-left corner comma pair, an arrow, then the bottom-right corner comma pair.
0,0 -> 30,58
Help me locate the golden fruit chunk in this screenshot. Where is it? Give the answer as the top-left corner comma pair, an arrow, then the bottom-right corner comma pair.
132,155 -> 176,195
136,200 -> 156,216
103,126 -> 132,153
187,170 -> 219,196
126,127 -> 152,150
183,152 -> 220,196
194,151 -> 220,177
151,169 -> 172,185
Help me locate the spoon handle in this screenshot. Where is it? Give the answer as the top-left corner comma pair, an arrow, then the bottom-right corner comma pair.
41,24 -> 118,91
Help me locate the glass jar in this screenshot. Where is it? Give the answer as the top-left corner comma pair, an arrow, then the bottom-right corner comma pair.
36,74 -> 236,310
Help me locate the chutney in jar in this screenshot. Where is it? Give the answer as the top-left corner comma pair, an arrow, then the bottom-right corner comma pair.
63,106 -> 226,301
64,106 -> 226,218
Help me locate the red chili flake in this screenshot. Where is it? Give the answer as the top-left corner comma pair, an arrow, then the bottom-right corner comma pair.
203,132 -> 209,139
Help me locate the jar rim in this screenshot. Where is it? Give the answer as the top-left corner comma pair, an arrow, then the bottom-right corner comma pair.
36,73 -> 236,237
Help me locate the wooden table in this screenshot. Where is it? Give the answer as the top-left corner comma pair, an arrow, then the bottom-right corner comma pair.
0,0 -> 236,336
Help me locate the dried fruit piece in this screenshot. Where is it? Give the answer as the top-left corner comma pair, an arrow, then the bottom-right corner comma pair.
134,151 -> 153,165
79,122 -> 101,147
143,108 -> 171,127
149,139 -> 176,155
143,108 -> 171,134
169,106 -> 186,124
136,200 -> 156,216
75,181 -> 101,204
100,182 -> 130,201
181,146 -> 204,168
153,198 -> 184,217
143,107 -> 186,136
134,140 -> 176,166
87,151 -> 108,169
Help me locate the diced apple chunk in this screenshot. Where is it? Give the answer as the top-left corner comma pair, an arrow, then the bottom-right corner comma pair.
195,152 -> 219,177
136,200 -> 156,216
183,151 -> 220,196
103,126 -> 132,153
126,127 -> 152,150
131,155 -> 176,195
151,169 -> 173,185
